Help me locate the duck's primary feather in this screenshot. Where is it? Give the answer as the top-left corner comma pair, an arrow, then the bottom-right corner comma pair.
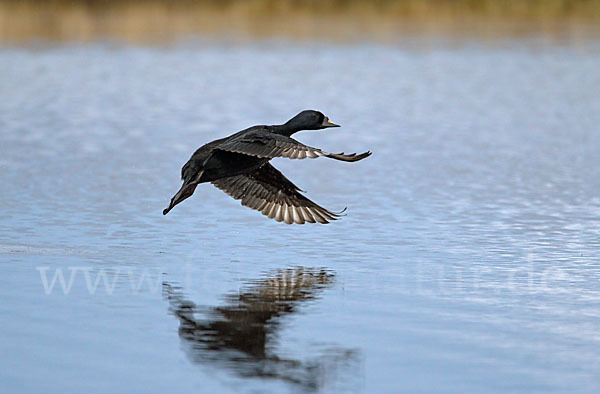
217,131 -> 371,162
211,163 -> 343,224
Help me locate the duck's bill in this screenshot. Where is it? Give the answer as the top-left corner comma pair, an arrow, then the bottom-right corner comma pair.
322,117 -> 340,128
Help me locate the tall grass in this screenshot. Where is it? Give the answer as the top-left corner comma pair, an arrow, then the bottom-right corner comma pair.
2,0 -> 599,43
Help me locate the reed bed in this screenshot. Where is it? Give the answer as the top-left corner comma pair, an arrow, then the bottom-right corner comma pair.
2,0 -> 599,43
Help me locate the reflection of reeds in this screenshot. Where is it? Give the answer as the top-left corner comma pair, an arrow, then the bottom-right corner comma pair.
2,0 -> 600,43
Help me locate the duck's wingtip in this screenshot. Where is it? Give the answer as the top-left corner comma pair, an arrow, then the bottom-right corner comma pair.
350,151 -> 372,161
332,206 -> 348,216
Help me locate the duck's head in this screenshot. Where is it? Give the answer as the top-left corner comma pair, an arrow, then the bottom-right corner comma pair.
286,110 -> 340,130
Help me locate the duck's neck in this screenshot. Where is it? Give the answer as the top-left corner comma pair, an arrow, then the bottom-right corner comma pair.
272,122 -> 302,137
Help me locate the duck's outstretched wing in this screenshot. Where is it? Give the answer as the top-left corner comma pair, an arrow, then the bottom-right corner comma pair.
216,131 -> 371,162
211,163 -> 344,224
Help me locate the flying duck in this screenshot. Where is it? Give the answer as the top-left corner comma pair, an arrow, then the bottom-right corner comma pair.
163,110 -> 371,224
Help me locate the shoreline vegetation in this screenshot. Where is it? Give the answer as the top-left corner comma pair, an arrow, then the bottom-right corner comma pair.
2,0 -> 600,43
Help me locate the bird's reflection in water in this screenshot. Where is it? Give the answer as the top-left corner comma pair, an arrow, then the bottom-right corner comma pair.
163,267 -> 361,392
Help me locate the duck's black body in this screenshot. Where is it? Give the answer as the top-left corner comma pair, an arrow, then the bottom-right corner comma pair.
163,110 -> 371,224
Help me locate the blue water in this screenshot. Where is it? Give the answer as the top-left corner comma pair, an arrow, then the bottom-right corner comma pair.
1,39 -> 600,393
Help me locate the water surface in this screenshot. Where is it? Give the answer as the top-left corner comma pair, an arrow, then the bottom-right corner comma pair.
1,39 -> 600,393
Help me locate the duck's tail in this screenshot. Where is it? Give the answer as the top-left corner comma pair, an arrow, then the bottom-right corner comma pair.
163,182 -> 198,215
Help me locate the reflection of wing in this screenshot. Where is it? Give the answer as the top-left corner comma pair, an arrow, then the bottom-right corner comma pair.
218,131 -> 371,162
238,266 -> 335,305
163,267 -> 358,391
211,163 -> 344,224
